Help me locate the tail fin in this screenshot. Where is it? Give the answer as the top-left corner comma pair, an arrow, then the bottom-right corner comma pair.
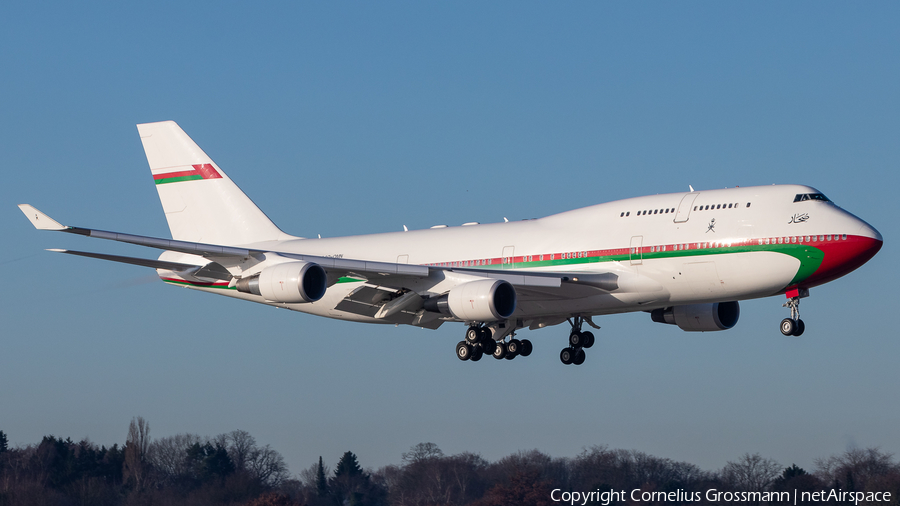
137,121 -> 292,245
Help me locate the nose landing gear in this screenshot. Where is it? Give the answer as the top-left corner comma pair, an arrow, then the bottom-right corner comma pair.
780,288 -> 809,337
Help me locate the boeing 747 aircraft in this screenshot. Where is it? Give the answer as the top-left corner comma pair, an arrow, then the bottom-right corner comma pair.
20,121 -> 883,365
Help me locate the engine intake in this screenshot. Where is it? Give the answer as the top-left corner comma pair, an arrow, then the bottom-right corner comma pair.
424,279 -> 516,322
651,301 -> 740,331
236,261 -> 327,303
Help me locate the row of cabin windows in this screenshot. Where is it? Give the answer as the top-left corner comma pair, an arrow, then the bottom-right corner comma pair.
694,202 -> 750,211
430,251 -> 590,267
620,208 -> 675,217
759,234 -> 847,245
634,233 -> 848,255
620,202 -> 752,217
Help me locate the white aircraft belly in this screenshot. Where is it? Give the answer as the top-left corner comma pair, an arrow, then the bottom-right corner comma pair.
638,251 -> 799,304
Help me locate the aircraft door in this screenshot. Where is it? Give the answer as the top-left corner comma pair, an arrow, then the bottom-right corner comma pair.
630,236 -> 643,265
674,193 -> 700,223
502,246 -> 515,269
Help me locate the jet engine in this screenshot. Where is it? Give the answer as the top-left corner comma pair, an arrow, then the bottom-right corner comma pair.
236,261 -> 327,303
650,301 -> 740,332
424,279 -> 516,322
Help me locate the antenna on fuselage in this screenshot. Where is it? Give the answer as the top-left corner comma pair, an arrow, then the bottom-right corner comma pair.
503,217 -> 509,223
403,225 -> 408,232
689,185 -> 695,192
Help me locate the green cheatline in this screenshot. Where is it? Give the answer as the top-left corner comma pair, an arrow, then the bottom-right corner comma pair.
155,175 -> 204,185
478,244 -> 823,286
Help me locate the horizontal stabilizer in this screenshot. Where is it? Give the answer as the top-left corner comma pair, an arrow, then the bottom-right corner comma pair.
48,249 -> 199,272
47,249 -> 233,281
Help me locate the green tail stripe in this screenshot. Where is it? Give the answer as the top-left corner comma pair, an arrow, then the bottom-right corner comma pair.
155,175 -> 204,185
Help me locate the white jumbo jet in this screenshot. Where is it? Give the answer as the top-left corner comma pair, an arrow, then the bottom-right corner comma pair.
19,121 -> 883,365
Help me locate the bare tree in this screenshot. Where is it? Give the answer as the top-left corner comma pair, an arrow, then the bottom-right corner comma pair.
248,444 -> 289,487
223,429 -> 257,472
815,447 -> 899,491
148,433 -> 202,483
401,442 -> 444,465
123,417 -> 150,491
721,453 -> 781,494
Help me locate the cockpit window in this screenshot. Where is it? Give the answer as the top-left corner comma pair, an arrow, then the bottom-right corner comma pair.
793,193 -> 831,203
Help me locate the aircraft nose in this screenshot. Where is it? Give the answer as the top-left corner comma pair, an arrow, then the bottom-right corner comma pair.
859,222 -> 883,243
798,221 -> 882,288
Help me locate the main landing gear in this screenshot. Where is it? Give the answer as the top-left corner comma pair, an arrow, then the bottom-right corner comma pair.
560,316 -> 596,366
456,325 -> 532,362
780,289 -> 808,337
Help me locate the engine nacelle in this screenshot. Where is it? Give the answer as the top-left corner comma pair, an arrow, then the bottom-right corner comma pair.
651,301 -> 740,332
236,261 -> 327,303
424,279 -> 516,322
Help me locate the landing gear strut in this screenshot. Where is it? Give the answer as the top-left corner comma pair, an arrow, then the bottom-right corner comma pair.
560,316 -> 596,365
457,325 -> 531,363
780,289 -> 808,337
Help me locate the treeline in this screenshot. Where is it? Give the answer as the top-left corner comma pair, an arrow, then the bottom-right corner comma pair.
2,421 -> 900,506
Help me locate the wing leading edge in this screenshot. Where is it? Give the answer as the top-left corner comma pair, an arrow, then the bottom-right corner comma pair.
19,204 -> 644,331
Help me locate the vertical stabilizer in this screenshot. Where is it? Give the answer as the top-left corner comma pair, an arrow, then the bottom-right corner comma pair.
137,121 -> 291,245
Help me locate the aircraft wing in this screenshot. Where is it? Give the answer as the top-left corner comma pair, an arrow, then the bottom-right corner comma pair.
19,204 -> 604,294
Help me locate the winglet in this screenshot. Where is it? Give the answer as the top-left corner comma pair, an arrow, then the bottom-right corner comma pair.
18,204 -> 67,231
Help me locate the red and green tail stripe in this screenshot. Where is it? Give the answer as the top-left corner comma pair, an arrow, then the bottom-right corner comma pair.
153,164 -> 222,185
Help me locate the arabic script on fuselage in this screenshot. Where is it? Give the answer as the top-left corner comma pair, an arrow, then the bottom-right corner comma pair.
788,213 -> 809,224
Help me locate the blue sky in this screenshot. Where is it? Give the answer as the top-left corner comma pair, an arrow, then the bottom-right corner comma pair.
2,2 -> 898,475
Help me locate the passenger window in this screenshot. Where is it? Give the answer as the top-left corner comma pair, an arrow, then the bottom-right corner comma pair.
746,203 -> 751,208
693,206 -> 697,211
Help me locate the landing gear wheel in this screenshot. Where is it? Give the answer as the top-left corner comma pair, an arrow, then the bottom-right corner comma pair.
793,319 -> 805,337
569,331 -> 585,348
507,339 -> 521,356
482,340 -> 496,355
456,341 -> 472,361
465,327 -> 481,345
573,348 -> 586,365
492,341 -> 507,360
519,339 -> 533,357
780,318 -> 796,336
582,331 -> 595,349
470,345 -> 483,361
560,347 -> 575,365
